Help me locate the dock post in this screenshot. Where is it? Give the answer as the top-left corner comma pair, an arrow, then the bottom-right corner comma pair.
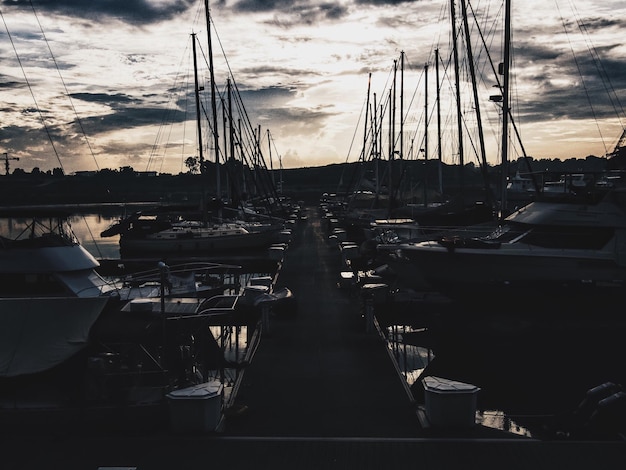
361,283 -> 388,334
158,261 -> 168,349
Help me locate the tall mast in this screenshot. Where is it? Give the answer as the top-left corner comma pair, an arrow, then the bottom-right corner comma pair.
191,34 -> 204,171
256,124 -> 261,197
500,0 -> 511,218
205,0 -> 220,196
221,95 -> 230,206
373,92 -> 379,196
436,49 -> 443,194
239,119 -> 246,195
268,129 -> 274,187
221,96 -> 227,163
363,73 -> 372,164
392,59 -> 397,161
400,51 -> 404,160
389,60 -> 397,215
424,62 -> 429,207
228,78 -> 235,170
451,0 -> 465,197
461,0 -> 492,208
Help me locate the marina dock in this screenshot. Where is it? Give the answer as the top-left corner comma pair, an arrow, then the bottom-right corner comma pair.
3,206 -> 626,469
223,206 -> 419,438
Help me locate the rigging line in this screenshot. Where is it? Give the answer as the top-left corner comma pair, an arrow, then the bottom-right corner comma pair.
156,45 -> 191,173
567,0 -> 626,131
1,9 -> 64,170
178,100 -> 188,174
229,91 -> 259,162
467,0 -> 533,166
220,75 -> 261,169
554,0 -> 607,156
28,1 -> 97,171
400,54 -> 425,145
228,90 -> 268,175
420,1 -> 451,67
150,40 -> 194,173
209,19 -> 261,162
344,80 -> 367,163
468,0 -> 510,155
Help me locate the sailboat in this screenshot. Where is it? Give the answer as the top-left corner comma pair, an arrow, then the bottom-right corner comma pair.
113,211 -> 286,256
341,7 -> 498,247
384,0 -> 626,307
103,11 -> 288,256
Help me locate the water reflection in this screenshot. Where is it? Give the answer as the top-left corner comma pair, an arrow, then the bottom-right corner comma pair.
69,213 -> 122,259
386,325 -> 431,387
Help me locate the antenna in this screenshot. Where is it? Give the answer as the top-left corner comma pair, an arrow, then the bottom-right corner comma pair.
2,152 -> 19,175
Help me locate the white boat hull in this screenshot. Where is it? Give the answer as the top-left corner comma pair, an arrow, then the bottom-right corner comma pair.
399,241 -> 626,303
0,296 -> 110,377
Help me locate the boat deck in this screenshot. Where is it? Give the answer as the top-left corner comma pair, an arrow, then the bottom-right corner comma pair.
3,206 -> 626,469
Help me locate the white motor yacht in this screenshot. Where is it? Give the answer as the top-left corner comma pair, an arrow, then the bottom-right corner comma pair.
0,208 -> 115,377
392,190 -> 626,306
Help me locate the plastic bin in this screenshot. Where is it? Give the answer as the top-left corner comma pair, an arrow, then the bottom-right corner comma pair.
166,381 -> 223,433
422,376 -> 480,428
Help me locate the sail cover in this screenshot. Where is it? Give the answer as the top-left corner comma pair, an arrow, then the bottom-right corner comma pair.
0,296 -> 109,377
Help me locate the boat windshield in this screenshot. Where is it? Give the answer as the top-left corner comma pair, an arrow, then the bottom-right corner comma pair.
497,222 -> 614,249
0,216 -> 78,246
484,225 -> 527,243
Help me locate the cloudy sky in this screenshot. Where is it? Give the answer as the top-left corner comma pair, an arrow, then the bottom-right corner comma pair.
1,0 -> 625,175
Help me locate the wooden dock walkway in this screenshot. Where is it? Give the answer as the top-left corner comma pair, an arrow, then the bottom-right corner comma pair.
3,206 -> 626,469
222,206 -> 419,438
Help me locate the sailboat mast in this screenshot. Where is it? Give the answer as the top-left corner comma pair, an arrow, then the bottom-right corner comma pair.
373,93 -> 379,196
205,0 -> 220,196
221,96 -> 227,163
392,60 -> 397,162
424,62 -> 429,208
221,95 -> 230,206
400,51 -> 404,161
191,33 -> 204,169
436,49 -> 443,194
461,0 -> 492,208
501,0 -> 511,217
268,129 -> 274,187
451,0 -> 465,196
239,119 -> 246,195
228,78 -> 235,170
363,73 -> 371,164
257,124 -> 261,195
389,60 -> 397,216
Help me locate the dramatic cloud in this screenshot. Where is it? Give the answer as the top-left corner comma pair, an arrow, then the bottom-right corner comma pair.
1,0 -> 625,173
4,0 -> 197,24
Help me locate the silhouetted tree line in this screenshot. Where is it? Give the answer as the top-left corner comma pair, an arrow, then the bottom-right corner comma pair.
0,154 -> 618,206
